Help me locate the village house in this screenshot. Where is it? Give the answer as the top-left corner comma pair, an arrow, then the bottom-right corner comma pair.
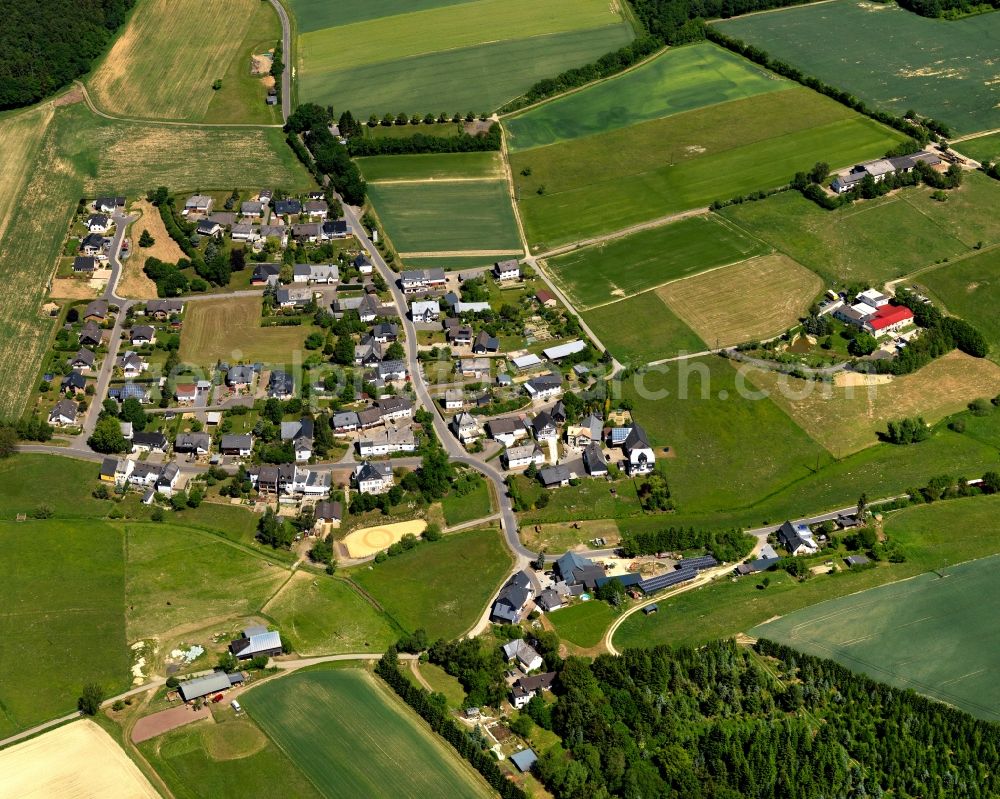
355,338 -> 383,367
226,364 -> 255,389
487,416 -> 528,447
259,225 -> 288,247
323,219 -> 349,239
174,383 -> 198,404
354,253 -> 374,274
80,233 -> 105,256
280,418 -> 314,462
376,360 -> 407,382
372,322 -> 399,343
459,358 -> 491,379
448,324 -> 474,347
357,406 -> 384,430
332,411 -> 360,434
196,219 -> 222,238
251,263 -> 281,286
472,331 -> 500,354
524,373 -> 562,401
357,424 -> 416,456
304,199 -> 328,218
450,412 -> 483,445
285,467 -> 331,497
410,299 -> 440,324
85,214 -> 111,233
61,372 -> 87,394
273,198 -> 302,217
502,443 -> 544,470
84,300 -> 110,323
221,433 -> 254,457
865,304 -> 914,337
145,299 -> 184,319
275,287 -> 313,309
511,672 -> 556,710
555,551 -> 605,590
353,460 -> 394,494
293,263 -> 339,284
117,351 -> 146,378
174,432 -> 211,455
48,399 -> 78,427
230,223 -> 258,243
108,383 -> 149,404
314,500 -> 342,529
400,268 -> 447,294
292,222 -> 323,243
490,570 -> 534,623
129,325 -> 156,346
79,320 -> 103,347
268,370 -> 295,399
444,389 -> 465,410
184,195 -> 213,215
378,396 -> 413,421
493,258 -> 521,282
831,151 -> 942,194
531,410 -> 558,442
503,639 -> 544,672
208,212 -> 237,227
100,457 -> 134,486
94,196 -> 126,214
69,348 -> 96,371
583,441 -> 608,476
535,289 -> 557,308
240,200 -> 265,218
777,520 -> 819,556
73,256 -> 97,273
538,464 -> 571,489
132,431 -> 168,454
566,413 -> 603,447
622,422 -> 655,475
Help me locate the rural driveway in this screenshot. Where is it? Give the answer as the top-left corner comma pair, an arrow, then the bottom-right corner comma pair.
268,0 -> 292,121
131,703 -> 211,743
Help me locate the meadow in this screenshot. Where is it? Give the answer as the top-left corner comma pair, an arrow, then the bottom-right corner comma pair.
88,0 -> 279,123
544,214 -> 767,310
957,133 -> 1000,165
720,172 -> 1000,286
264,573 -> 399,656
352,527 -> 512,639
0,105 -> 53,244
290,0 -> 476,31
920,247 -> 1000,361
243,669 -> 492,798
0,519 -> 128,740
547,601 -> 617,649
505,42 -> 787,151
367,181 -> 521,254
615,494 -> 1000,652
402,255 -> 497,271
658,253 -> 822,348
511,88 -> 906,248
715,0 -> 1000,135
441,479 -> 494,526
752,501 -> 1000,721
748,352 -> 1000,457
179,296 -> 313,366
582,290 -> 706,365
357,152 -> 503,182
295,0 -> 632,115
141,715 -> 322,799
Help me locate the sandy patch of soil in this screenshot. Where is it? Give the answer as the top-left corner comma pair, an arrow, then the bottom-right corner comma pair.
833,372 -> 893,388
342,519 -> 427,558
50,278 -> 99,300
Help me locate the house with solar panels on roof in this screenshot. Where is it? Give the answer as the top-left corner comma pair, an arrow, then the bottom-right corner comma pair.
229,625 -> 283,660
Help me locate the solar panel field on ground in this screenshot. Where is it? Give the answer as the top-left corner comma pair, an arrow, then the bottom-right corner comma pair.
242,669 -> 492,798
290,0 -> 634,116
753,553 -> 1000,722
715,0 -> 1000,136
507,43 -> 907,249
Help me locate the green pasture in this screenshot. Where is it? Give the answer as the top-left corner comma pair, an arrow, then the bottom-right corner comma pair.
582,290 -> 706,365
363,122 -> 464,139
547,601 -> 617,649
512,88 -> 906,248
367,180 -> 521,253
141,716 -> 322,799
265,575 -> 398,656
351,527 -> 512,639
298,25 -> 634,116
721,170 -> 1000,286
513,475 -> 644,525
358,152 -> 502,182
505,42 -> 787,151
715,0 -> 1000,135
615,494 -> 1000,654
242,669 -> 492,798
289,0 -> 476,32
441,479 -> 494,527
920,247 -> 1000,360
957,133 -> 1000,165
0,519 -> 128,740
402,255 -> 497,271
0,455 -> 115,519
546,214 -> 767,309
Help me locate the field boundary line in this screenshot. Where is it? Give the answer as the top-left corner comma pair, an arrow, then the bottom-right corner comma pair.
398,249 -> 522,258
951,126 -> 1000,143
367,176 -> 503,185
499,123 -> 531,257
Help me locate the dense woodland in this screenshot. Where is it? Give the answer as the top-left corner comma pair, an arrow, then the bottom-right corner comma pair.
528,639 -> 1000,798
0,0 -> 134,109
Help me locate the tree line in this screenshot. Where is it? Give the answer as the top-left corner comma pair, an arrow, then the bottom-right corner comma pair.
0,0 -> 135,109
346,123 -> 501,157
619,525 -> 754,562
897,0 -> 999,17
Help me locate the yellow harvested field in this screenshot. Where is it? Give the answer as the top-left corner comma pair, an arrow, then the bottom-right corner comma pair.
0,720 -> 161,799
120,199 -> 183,298
342,519 -> 427,558
89,0 -> 259,120
179,295 -> 311,366
748,351 -> 1000,457
0,106 -> 53,245
658,254 -> 822,347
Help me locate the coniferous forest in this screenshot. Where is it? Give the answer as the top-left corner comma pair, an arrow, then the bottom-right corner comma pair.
0,0 -> 134,109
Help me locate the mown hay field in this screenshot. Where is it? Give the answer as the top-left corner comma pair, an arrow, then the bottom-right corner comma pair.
505,42 -> 787,151
720,171 -> 1000,286
0,105 -> 53,243
358,151 -> 503,182
545,214 -> 767,310
119,199 -> 184,299
920,247 -> 1000,363
511,87 -> 906,248
367,180 -> 522,254
179,295 -> 313,366
748,351 -> 1000,457
291,0 -> 496,32
547,601 -> 617,649
296,0 -> 633,116
264,572 -> 398,657
658,253 -> 822,348
957,132 -> 1000,166
243,669 -> 493,798
0,721 -> 160,799
352,527 -> 512,640
715,0 -> 1000,135
88,0 -> 273,122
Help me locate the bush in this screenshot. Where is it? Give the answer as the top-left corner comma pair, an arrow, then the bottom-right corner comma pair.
78,682 -> 104,715
166,676 -> 180,688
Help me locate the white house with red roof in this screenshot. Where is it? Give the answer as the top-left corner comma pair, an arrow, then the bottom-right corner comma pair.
864,305 -> 914,338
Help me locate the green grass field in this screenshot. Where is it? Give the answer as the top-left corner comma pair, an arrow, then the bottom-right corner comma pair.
545,215 -> 767,310
720,171 -> 1000,285
441,480 -> 494,527
352,528 -> 512,639
290,0 -> 476,32
242,669 -> 492,798
401,255 -> 497,271
367,181 -> 521,254
957,133 -> 1000,165
0,519 -> 128,740
364,121 -> 465,139
413,662 -> 466,709
582,290 -> 706,364
265,574 -> 398,656
141,716 -> 323,799
547,601 -> 617,649
358,152 -> 503,182
514,475 -> 644,525
511,87 -> 906,248
715,0 -> 1000,135
296,0 -> 633,115
920,247 -> 1000,361
505,42 -> 787,151
615,494 -> 1000,653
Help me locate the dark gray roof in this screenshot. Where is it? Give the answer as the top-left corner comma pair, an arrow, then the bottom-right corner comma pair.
623,422 -> 651,451
538,464 -> 571,486
583,442 -> 606,473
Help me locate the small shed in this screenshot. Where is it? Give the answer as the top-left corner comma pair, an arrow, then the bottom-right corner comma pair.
844,554 -> 871,568
642,604 -> 659,615
510,749 -> 538,773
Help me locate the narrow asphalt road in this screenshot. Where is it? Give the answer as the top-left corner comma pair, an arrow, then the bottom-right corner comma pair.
268,0 -> 292,122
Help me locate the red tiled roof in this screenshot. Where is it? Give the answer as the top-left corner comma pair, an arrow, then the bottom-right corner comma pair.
868,304 -> 913,330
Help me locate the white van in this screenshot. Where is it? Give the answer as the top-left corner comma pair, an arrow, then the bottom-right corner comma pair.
231,700 -> 242,713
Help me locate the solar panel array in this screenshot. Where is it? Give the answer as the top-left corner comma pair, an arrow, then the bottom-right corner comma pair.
638,567 -> 697,595
677,555 -> 719,572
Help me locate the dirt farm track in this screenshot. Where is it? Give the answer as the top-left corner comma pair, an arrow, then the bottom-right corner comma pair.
0,719 -> 160,798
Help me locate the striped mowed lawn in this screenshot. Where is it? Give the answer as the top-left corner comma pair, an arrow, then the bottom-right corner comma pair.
242,669 -> 492,798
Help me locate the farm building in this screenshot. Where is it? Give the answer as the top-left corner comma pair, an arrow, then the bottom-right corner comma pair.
864,304 -> 914,337
543,340 -> 586,361
177,671 -> 244,702
229,627 -> 283,660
